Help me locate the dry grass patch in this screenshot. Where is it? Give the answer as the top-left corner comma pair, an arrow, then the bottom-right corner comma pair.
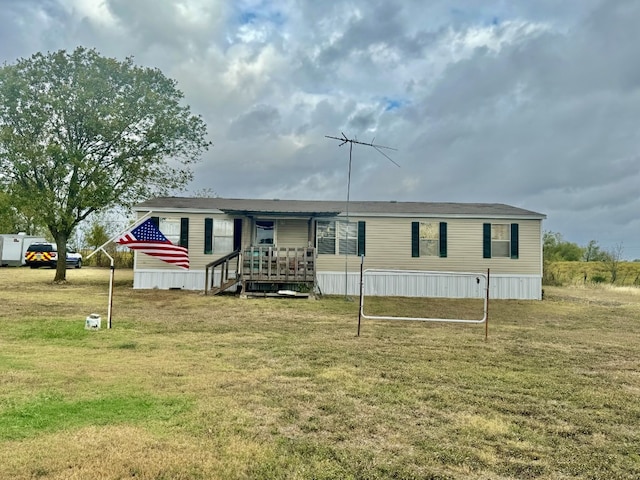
0,425 -> 269,480
0,267 -> 639,479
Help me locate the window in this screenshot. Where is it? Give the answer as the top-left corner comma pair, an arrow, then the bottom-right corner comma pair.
483,223 -> 519,259
214,220 -> 234,253
339,221 -> 357,255
256,220 -> 275,245
317,220 -> 336,254
154,217 -> 188,247
316,220 -> 365,255
159,218 -> 181,245
411,221 -> 447,257
204,218 -> 234,254
491,224 -> 510,258
420,222 -> 438,256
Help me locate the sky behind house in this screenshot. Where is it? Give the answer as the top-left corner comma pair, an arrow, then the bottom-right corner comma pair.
2,0 -> 640,259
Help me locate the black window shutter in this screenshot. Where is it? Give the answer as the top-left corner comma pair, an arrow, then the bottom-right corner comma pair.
439,222 -> 448,258
151,216 -> 160,228
180,218 -> 189,248
357,221 -> 366,256
510,223 -> 519,259
204,218 -> 213,254
233,218 -> 242,251
411,222 -> 420,257
483,223 -> 491,258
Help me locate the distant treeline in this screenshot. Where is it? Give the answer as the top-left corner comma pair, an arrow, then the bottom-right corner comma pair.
544,261 -> 640,287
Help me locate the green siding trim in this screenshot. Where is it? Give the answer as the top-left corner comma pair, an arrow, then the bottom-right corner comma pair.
204,218 -> 213,254
439,222 -> 447,258
180,218 -> 189,248
511,223 -> 519,259
357,221 -> 366,256
483,223 -> 491,258
411,222 -> 420,257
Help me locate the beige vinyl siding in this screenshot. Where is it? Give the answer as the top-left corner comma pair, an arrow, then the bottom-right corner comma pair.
135,214 -> 311,271
134,211 -> 542,276
445,218 -> 540,274
316,216 -> 542,275
315,217 -> 365,271
135,212 -> 238,271
275,219 -> 309,249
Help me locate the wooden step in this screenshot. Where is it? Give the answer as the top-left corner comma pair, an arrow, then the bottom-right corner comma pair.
209,277 -> 239,296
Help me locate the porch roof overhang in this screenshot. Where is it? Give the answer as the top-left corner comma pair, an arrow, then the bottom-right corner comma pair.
219,208 -> 340,218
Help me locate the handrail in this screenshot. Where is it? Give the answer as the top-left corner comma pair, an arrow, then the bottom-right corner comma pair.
205,249 -> 241,295
205,249 -> 241,269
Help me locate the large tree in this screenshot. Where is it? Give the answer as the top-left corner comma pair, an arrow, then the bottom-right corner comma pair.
0,187 -> 47,235
0,188 -> 21,233
0,47 -> 211,281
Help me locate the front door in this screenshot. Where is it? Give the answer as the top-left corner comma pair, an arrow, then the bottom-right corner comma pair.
255,220 -> 275,246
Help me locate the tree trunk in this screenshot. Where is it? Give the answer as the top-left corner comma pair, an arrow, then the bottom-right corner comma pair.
54,232 -> 67,283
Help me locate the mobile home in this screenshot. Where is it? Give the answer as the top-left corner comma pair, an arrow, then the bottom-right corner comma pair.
126,197 -> 546,300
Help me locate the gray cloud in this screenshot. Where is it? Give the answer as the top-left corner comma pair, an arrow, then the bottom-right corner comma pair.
1,0 -> 639,258
227,104 -> 281,139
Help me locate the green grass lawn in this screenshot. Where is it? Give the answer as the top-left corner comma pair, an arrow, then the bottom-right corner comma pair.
0,267 -> 639,479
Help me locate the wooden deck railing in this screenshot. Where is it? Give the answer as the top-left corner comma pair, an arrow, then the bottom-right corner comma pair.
242,246 -> 315,283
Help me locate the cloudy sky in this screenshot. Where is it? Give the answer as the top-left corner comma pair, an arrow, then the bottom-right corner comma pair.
2,0 -> 640,258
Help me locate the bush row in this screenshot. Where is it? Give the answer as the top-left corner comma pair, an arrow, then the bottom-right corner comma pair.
543,261 -> 640,286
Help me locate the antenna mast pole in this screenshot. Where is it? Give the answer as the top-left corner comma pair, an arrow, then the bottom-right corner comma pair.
325,133 -> 398,299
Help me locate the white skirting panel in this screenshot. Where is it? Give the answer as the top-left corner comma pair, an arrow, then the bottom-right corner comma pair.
316,271 -> 542,300
134,269 -> 237,291
134,269 -> 542,300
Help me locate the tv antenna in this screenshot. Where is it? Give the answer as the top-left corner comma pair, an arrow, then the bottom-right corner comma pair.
325,132 -> 399,299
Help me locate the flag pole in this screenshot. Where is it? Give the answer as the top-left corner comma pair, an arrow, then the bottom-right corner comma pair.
85,211 -> 153,329
101,248 -> 115,329
86,211 -> 153,259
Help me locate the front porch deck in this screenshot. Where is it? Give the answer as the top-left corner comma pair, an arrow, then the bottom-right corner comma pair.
204,246 -> 316,296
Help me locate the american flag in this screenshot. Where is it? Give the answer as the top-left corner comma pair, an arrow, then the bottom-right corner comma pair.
116,218 -> 189,269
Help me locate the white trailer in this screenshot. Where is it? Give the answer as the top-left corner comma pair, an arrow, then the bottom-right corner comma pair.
0,234 -> 47,266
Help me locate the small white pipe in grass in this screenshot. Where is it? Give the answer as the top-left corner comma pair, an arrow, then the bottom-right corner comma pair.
84,246 -> 115,329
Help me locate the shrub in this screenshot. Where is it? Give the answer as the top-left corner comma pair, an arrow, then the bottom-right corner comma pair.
543,261 -> 564,286
544,261 -> 640,287
80,249 -> 133,268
